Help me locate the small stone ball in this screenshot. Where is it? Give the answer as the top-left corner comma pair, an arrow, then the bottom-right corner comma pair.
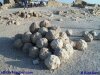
82,31 -> 89,37
75,39 -> 88,50
38,27 -> 48,36
39,48 -> 51,60
45,30 -> 59,41
83,33 -> 93,42
36,38 -> 48,48
29,47 -> 39,59
89,30 -> 97,39
13,39 -> 23,49
54,48 -> 69,62
44,55 -> 61,70
31,32 -> 42,44
39,20 -> 51,28
22,43 -> 33,53
29,22 -> 40,34
50,39 -> 63,50
66,29 -> 73,36
22,32 -> 32,43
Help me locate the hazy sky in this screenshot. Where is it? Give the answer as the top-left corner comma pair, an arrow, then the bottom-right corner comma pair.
0,0 -> 100,4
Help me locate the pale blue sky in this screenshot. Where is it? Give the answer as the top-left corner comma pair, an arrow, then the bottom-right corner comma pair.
0,0 -> 100,4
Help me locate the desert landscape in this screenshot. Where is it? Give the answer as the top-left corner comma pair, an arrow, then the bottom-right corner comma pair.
0,0 -> 100,75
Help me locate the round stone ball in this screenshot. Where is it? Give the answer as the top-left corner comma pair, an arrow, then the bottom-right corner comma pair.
22,43 -> 33,53
36,38 -> 48,48
38,27 -> 48,36
50,39 -> 63,50
45,30 -> 59,41
89,30 -> 97,39
83,33 -> 93,42
39,48 -> 51,60
44,55 -> 61,70
29,22 -> 40,34
29,46 -> 39,59
13,39 -> 23,49
75,39 -> 88,50
54,48 -> 69,62
31,32 -> 42,44
22,31 -> 32,43
39,20 -> 51,28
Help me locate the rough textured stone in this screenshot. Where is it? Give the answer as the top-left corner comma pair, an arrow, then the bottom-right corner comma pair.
89,30 -> 97,39
83,33 -> 93,42
29,47 -> 39,58
31,32 -> 42,44
36,38 -> 48,48
38,27 -> 48,36
50,39 -> 63,50
45,30 -> 59,41
29,22 -> 40,34
39,20 -> 51,28
13,39 -> 23,49
44,55 -> 61,70
22,32 -> 32,43
39,48 -> 51,60
22,43 -> 33,53
75,39 -> 88,50
66,29 -> 73,36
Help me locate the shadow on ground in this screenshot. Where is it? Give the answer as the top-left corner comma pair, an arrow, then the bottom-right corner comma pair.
0,37 -> 47,70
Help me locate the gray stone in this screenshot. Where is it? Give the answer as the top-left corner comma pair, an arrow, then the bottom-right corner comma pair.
38,27 -> 48,36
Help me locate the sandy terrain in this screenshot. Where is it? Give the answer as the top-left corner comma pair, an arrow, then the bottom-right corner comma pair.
0,7 -> 100,75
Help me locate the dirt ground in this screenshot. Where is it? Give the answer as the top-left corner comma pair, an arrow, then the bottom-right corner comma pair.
0,7 -> 100,75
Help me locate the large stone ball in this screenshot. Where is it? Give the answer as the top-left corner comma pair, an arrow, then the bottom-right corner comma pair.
50,39 -> 63,50
31,32 -> 42,44
29,46 -> 39,59
36,38 -> 48,48
29,22 -> 40,34
75,39 -> 88,50
44,55 -> 61,70
39,48 -> 51,60
39,20 -> 51,28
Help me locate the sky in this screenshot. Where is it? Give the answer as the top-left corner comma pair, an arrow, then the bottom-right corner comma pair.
0,0 -> 100,4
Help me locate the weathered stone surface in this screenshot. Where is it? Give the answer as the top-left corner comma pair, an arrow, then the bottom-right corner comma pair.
29,47 -> 39,58
36,38 -> 48,48
44,55 -> 61,70
89,30 -> 97,39
39,48 -> 51,60
75,39 -> 88,50
50,39 -> 63,50
38,27 -> 48,36
83,33 -> 93,42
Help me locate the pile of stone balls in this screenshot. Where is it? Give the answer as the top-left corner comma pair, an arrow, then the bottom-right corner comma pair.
13,20 -> 88,70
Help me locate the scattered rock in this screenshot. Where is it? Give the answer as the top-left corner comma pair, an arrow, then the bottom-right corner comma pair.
38,27 -> 48,36
36,38 -> 48,48
83,33 -> 93,42
44,55 -> 61,70
39,48 -> 51,60
50,39 -> 63,50
75,39 -> 88,50
89,30 -> 97,39
29,47 -> 39,58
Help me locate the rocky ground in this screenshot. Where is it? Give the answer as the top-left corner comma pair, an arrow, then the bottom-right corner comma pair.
0,7 -> 100,75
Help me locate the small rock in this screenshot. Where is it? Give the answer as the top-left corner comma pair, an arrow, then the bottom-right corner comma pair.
22,43 -> 33,53
39,20 -> 51,28
38,27 -> 48,36
44,55 -> 61,70
39,48 -> 51,60
50,39 -> 63,50
13,39 -> 23,49
31,32 -> 42,44
89,30 -> 97,39
36,38 -> 48,48
96,33 -> 100,40
66,29 -> 73,36
29,22 -> 40,33
75,39 -> 88,50
32,59 -> 39,65
29,47 -> 39,58
82,31 -> 89,37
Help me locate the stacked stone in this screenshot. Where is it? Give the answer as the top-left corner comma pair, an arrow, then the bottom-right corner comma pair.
13,20 -> 88,70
